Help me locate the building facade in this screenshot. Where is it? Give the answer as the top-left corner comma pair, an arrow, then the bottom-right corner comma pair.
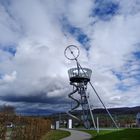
136,113 -> 140,127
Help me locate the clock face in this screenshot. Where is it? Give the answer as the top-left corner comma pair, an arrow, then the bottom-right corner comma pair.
64,45 -> 80,60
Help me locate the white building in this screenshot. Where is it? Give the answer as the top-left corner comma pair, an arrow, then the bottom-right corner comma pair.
136,113 -> 140,127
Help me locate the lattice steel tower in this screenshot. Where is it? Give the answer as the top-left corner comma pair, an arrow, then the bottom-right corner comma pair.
64,45 -> 119,130
64,45 -> 95,129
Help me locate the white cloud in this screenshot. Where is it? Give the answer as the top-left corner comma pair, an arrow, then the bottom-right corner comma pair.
118,0 -> 140,15
0,4 -> 20,44
65,0 -> 94,28
0,0 -> 140,113
0,71 -> 16,84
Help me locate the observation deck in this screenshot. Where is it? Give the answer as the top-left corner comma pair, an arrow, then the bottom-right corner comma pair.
68,68 -> 92,83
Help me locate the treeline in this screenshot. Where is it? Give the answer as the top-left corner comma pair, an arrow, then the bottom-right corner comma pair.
0,105 -> 16,115
92,106 -> 140,114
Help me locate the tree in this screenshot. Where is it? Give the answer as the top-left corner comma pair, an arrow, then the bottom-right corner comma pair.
0,105 -> 16,115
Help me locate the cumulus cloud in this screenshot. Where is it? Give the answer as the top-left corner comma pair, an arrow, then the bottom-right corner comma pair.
0,0 -> 140,114
0,71 -> 16,84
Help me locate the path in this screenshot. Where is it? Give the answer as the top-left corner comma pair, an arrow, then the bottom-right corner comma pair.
60,128 -> 92,140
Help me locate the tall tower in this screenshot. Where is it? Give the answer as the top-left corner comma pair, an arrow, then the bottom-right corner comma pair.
64,45 -> 119,130
64,45 -> 93,129
68,68 -> 92,128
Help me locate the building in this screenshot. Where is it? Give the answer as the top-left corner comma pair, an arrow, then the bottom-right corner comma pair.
136,113 -> 140,127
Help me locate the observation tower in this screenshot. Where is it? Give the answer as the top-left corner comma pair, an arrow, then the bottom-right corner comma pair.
64,45 -> 119,129
64,45 -> 94,129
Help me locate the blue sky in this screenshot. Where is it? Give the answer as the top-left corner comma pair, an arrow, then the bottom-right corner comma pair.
93,0 -> 119,20
61,17 -> 90,49
0,0 -> 140,115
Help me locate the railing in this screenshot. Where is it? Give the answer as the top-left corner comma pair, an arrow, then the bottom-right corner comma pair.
68,68 -> 92,80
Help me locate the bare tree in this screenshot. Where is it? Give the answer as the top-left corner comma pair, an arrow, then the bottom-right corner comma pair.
0,105 -> 16,115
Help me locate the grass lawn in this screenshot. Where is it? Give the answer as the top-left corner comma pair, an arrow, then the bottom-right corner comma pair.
41,130 -> 70,140
83,129 -> 140,140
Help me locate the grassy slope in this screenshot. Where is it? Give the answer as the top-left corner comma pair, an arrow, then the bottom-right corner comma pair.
41,130 -> 70,140
84,129 -> 140,140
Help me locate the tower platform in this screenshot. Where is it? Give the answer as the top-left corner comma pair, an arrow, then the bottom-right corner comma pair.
68,68 -> 92,83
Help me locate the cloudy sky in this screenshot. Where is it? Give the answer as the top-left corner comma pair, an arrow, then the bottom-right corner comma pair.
0,0 -> 140,115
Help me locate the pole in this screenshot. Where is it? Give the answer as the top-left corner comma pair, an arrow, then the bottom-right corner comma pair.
97,117 -> 99,133
87,95 -> 97,129
77,61 -> 119,129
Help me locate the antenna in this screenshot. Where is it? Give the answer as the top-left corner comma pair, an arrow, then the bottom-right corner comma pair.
64,45 -> 119,129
